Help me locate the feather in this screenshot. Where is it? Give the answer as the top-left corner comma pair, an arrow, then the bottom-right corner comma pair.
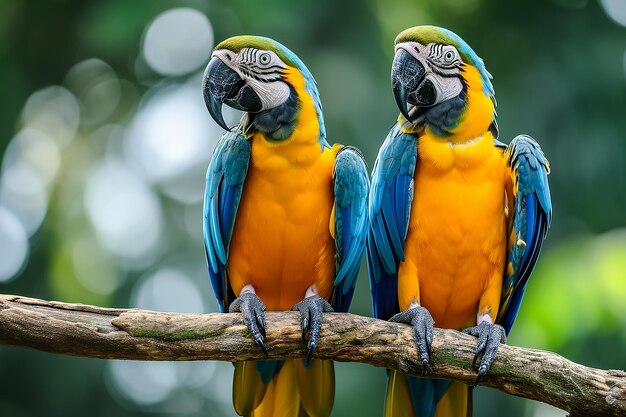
367,124 -> 418,320
496,135 -> 551,333
332,146 -> 369,312
202,129 -> 251,313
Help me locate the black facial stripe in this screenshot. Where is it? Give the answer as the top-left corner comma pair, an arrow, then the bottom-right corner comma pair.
240,66 -> 283,80
429,44 -> 442,59
429,66 -> 459,77
240,67 -> 283,83
247,63 -> 283,72
251,69 -> 283,77
244,48 -> 257,64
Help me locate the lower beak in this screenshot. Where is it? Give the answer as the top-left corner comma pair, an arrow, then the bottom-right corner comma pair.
391,49 -> 436,122
202,56 -> 262,130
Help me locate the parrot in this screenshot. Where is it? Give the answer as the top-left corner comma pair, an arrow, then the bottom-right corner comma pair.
367,26 -> 552,417
202,35 -> 369,417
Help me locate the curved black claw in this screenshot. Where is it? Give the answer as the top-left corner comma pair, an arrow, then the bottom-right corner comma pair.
462,322 -> 507,385
229,292 -> 267,356
292,295 -> 333,363
389,306 -> 434,376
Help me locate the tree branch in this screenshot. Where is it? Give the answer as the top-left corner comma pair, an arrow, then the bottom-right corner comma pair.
0,294 -> 624,416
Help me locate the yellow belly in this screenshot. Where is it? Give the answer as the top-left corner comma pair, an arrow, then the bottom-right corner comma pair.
398,134 -> 509,329
227,145 -> 338,311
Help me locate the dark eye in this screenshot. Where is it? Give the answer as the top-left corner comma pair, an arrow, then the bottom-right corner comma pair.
444,50 -> 455,62
259,53 -> 271,65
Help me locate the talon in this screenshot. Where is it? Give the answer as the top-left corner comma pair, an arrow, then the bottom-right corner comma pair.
256,313 -> 266,335
307,341 -> 316,363
229,292 -> 267,355
472,354 -> 480,370
389,305 -> 434,375
292,295 -> 333,363
301,316 -> 309,342
255,335 -> 268,357
474,364 -> 488,386
462,322 -> 506,382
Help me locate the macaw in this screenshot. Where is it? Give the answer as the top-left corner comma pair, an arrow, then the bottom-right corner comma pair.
368,26 -> 552,417
202,36 -> 369,417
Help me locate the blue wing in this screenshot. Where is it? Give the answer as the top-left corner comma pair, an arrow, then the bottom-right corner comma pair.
203,130 -> 251,313
496,135 -> 552,333
367,124 -> 418,320
331,146 -> 369,312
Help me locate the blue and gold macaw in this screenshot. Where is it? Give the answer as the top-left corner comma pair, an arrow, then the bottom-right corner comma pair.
202,36 -> 369,417
368,26 -> 552,417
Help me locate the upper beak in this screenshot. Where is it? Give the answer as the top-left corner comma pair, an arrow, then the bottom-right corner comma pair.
391,49 -> 436,122
202,55 -> 263,130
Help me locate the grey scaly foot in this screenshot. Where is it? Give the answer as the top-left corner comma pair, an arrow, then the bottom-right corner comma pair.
462,322 -> 506,385
229,292 -> 267,356
389,306 -> 434,376
292,295 -> 333,362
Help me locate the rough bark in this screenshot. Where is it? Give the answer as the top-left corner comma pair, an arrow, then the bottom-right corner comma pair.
0,294 -> 624,416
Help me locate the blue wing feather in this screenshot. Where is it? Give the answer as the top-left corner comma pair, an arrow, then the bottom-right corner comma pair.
367,124 -> 418,320
395,175 -> 409,238
381,183 -> 405,258
203,130 -> 251,313
210,194 -> 226,263
497,135 -> 551,333
332,146 -> 369,312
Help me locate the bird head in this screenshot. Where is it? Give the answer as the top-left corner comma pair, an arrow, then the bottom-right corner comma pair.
203,35 -> 326,144
391,26 -> 497,139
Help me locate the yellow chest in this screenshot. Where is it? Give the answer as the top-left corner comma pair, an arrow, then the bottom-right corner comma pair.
399,133 -> 509,328
227,138 -> 339,310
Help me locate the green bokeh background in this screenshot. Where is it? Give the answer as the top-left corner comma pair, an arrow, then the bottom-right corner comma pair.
1,1 -> 625,416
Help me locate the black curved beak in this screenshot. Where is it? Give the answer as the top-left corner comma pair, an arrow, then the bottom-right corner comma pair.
202,56 -> 263,130
392,49 -> 436,122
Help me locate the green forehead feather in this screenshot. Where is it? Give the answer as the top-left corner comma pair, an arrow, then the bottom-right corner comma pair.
215,35 -> 297,67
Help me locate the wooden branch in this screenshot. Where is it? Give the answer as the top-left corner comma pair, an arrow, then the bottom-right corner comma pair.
0,294 -> 624,416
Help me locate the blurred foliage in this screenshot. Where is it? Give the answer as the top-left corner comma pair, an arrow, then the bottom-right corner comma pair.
0,0 -> 625,416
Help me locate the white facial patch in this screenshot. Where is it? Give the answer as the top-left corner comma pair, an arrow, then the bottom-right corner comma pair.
426,73 -> 463,104
245,77 -> 290,110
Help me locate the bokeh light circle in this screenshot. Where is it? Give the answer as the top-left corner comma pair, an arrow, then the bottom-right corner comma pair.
84,160 -> 162,262
0,128 -> 58,236
600,0 -> 626,27
125,79 -> 235,204
0,207 -> 29,282
131,267 -> 205,313
65,58 -> 121,127
108,361 -> 178,405
126,83 -> 217,184
143,8 -> 213,76
21,86 -> 80,147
